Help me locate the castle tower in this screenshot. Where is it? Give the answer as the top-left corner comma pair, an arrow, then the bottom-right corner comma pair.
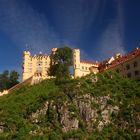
22,51 -> 31,81
73,49 -> 80,78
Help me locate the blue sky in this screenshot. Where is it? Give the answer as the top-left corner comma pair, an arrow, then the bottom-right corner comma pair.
0,0 -> 140,76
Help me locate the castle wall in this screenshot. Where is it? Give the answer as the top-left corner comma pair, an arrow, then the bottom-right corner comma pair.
106,54 -> 140,80
73,48 -> 99,78
22,52 -> 51,81
23,47 -> 140,81
79,62 -> 98,76
23,48 -> 99,81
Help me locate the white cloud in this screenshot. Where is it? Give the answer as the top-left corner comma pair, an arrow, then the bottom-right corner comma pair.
96,0 -> 126,59
99,20 -> 125,57
0,0 -> 60,53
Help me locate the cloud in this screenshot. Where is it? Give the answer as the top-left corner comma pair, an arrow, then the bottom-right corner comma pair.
96,0 -> 126,59
0,0 -> 106,55
49,0 -> 103,44
0,0 -> 60,53
99,20 -> 125,56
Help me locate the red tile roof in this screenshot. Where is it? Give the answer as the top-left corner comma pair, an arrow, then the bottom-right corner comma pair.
80,60 -> 100,66
104,47 -> 140,71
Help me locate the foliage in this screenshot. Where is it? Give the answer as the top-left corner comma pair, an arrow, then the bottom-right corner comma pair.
50,46 -> 73,83
48,131 -> 61,140
63,129 -> 85,140
0,79 -> 58,139
0,70 -> 19,91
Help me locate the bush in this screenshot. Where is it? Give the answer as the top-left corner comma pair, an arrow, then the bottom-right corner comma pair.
49,132 -> 61,140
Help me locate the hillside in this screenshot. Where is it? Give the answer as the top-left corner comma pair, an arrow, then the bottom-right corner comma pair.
0,72 -> 139,140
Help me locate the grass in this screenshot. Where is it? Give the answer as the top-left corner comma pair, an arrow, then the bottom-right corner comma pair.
0,72 -> 139,139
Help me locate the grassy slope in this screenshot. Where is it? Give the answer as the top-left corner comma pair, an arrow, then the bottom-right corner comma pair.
0,72 -> 139,139
0,79 -> 59,139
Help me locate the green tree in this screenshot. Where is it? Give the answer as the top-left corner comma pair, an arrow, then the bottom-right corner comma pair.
0,70 -> 19,91
9,70 -> 19,87
0,70 -> 9,91
50,46 -> 73,82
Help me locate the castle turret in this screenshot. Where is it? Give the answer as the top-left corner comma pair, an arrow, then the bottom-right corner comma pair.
22,51 -> 31,81
73,49 -> 80,78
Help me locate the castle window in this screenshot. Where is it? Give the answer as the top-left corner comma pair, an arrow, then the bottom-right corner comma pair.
37,61 -> 42,66
135,70 -> 139,76
85,67 -> 87,70
133,61 -> 138,67
126,64 -> 130,70
127,73 -> 131,78
82,66 -> 84,69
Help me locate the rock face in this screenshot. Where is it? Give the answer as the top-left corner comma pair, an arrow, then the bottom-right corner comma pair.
73,94 -> 119,131
59,105 -> 79,132
30,93 -> 119,132
30,101 -> 49,123
0,122 -> 4,133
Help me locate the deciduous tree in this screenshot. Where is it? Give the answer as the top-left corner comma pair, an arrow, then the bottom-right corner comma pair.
0,70 -> 19,91
50,46 -> 73,82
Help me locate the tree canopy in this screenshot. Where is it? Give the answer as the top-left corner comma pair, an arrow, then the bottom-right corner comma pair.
0,70 -> 19,91
50,46 -> 73,82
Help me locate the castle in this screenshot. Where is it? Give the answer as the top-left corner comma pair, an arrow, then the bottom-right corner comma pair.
22,48 -> 56,84
22,48 -> 99,83
99,47 -> 140,80
22,47 -> 140,83
1,47 -> 140,96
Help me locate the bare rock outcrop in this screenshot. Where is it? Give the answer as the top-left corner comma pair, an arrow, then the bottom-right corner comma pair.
30,101 -> 49,123
29,93 -> 119,132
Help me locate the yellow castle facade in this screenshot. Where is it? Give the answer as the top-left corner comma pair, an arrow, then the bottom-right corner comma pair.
73,49 -> 99,78
22,48 -> 57,84
22,47 -> 140,83
22,50 -> 50,83
22,48 -> 99,82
